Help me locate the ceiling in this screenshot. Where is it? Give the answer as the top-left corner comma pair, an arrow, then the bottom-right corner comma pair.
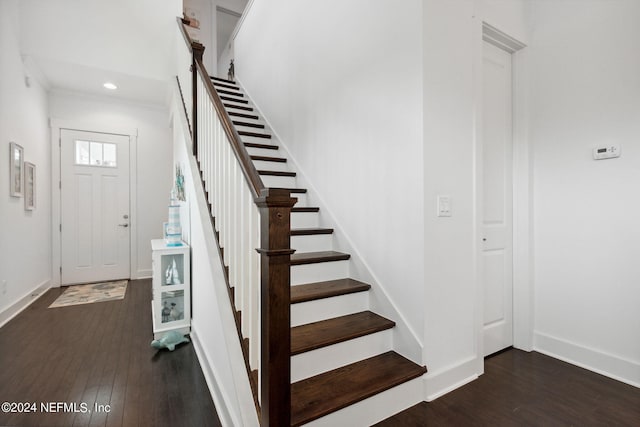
19,0 -> 182,105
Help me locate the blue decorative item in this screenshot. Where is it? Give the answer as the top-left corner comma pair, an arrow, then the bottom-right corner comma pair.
151,331 -> 190,351
165,188 -> 183,246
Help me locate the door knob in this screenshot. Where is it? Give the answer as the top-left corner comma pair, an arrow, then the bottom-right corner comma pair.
119,223 -> 129,228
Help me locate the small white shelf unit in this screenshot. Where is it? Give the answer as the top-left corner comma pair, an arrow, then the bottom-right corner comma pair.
151,239 -> 191,339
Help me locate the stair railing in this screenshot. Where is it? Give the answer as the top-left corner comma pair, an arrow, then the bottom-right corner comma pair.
177,18 -> 293,426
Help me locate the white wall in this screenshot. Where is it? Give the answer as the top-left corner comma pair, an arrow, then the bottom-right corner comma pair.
422,0 -> 479,396
49,92 -> 173,279
0,0 -> 52,319
234,0 -> 426,353
529,0 -> 640,386
422,0 -> 530,399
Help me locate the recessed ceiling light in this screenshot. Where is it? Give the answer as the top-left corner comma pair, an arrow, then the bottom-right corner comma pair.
103,82 -> 117,90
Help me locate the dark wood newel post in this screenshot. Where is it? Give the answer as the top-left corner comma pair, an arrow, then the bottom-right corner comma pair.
256,188 -> 296,427
191,41 -> 205,157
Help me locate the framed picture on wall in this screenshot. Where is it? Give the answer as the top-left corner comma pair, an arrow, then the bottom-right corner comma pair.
24,162 -> 35,210
9,142 -> 24,197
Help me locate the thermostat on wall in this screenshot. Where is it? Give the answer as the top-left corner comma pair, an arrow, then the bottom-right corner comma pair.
593,144 -> 621,160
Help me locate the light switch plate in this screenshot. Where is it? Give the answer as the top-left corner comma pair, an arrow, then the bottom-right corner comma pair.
437,195 -> 452,217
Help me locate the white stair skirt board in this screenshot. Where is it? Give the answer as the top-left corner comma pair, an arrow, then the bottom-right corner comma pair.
303,377 -> 424,427
291,291 -> 369,327
291,234 -> 333,253
251,160 -> 290,173
291,260 -> 349,286
291,330 -> 393,382
259,175 -> 297,189
291,211 -> 320,229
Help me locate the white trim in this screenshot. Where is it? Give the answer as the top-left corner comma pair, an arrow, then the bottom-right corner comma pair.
231,0 -> 255,42
190,327 -> 236,427
482,22 -> 527,54
423,356 -> 479,401
136,269 -> 152,279
0,280 -> 50,328
534,332 -> 640,388
50,119 -> 139,286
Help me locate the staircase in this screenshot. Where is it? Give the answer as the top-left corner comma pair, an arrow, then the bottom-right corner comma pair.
210,76 -> 427,426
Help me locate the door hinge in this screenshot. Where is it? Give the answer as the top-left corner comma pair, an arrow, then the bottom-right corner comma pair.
59,224 -> 62,232
59,137 -> 61,147
59,266 -> 62,274
59,181 -> 61,189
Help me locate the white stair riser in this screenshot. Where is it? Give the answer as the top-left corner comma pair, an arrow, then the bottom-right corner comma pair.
291,292 -> 369,327
291,211 -> 319,228
234,123 -> 267,132
239,134 -> 274,144
251,160 -> 290,172
303,377 -> 425,427
291,260 -> 349,285
260,174 -> 297,189
245,146 -> 280,157
291,234 -> 333,253
291,330 -> 392,382
291,193 -> 308,207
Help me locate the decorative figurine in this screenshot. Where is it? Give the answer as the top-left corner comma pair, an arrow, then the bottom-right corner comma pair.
175,164 -> 186,202
151,331 -> 190,351
161,301 -> 171,322
170,302 -> 181,321
227,59 -> 235,82
171,258 -> 181,285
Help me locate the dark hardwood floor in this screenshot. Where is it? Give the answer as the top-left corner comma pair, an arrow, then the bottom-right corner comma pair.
0,279 -> 221,427
376,348 -> 640,426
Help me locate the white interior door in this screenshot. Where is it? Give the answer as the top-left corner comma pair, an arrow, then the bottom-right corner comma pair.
482,41 -> 514,356
61,129 -> 130,285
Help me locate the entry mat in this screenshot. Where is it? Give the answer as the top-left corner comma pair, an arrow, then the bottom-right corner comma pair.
49,280 -> 128,308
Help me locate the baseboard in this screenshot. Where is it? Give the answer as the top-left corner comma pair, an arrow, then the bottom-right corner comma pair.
534,331 -> 640,388
136,269 -> 152,279
423,356 -> 479,401
190,325 -> 236,427
0,280 -> 51,328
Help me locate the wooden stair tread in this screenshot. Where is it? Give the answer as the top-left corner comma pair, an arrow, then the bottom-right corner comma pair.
258,170 -> 296,177
224,103 -> 253,112
291,351 -> 427,426
269,187 -> 306,194
291,311 -> 394,355
244,142 -> 278,150
290,251 -> 350,265
251,155 -> 287,163
228,111 -> 259,120
291,228 -> 333,236
211,76 -> 236,84
292,207 -> 320,213
212,81 -> 240,91
221,95 -> 249,104
238,130 -> 272,139
217,89 -> 244,97
291,278 -> 371,304
233,120 -> 265,129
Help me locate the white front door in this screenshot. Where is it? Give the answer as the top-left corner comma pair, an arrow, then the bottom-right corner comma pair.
482,41 -> 514,356
61,129 -> 131,285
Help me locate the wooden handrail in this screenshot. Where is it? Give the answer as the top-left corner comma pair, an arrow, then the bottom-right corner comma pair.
176,17 -> 293,426
195,60 -> 265,199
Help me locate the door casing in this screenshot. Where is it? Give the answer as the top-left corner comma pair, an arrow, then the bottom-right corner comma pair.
51,120 -> 139,287
473,22 -> 531,375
